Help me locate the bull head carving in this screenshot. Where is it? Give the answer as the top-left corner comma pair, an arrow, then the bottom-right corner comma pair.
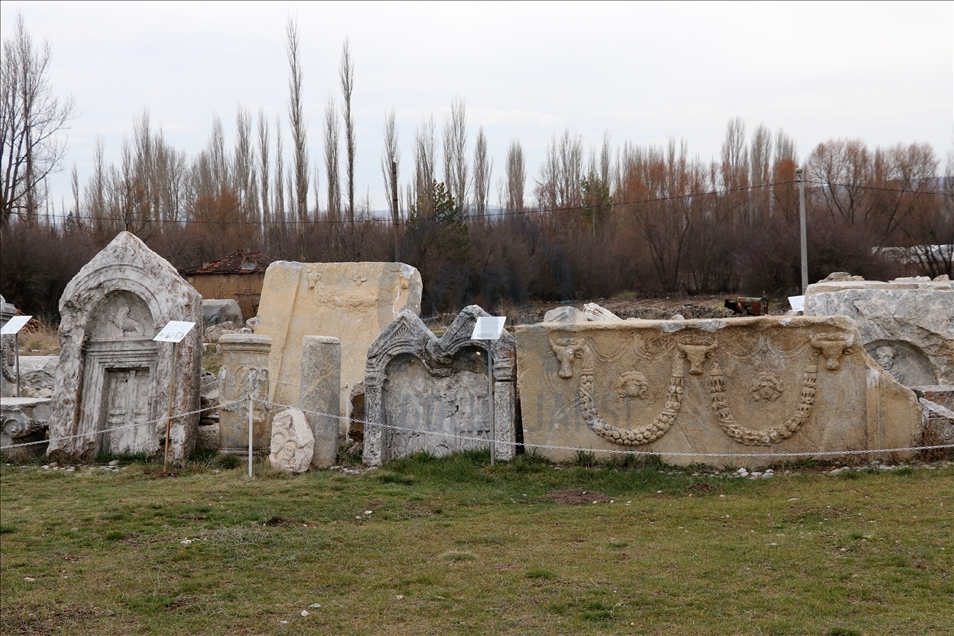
549,337 -> 587,379
676,342 -> 718,375
810,334 -> 854,370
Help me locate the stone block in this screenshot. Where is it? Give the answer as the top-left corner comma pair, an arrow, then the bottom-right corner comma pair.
217,334 -> 271,455
1,397 -> 50,459
300,336 -> 340,469
515,316 -> 922,468
363,305 -> 516,466
543,306 -> 588,324
15,356 -> 58,399
269,408 -> 314,473
583,303 -> 622,322
47,232 -> 203,463
255,261 -> 422,426
202,299 -> 244,328
805,279 -> 954,385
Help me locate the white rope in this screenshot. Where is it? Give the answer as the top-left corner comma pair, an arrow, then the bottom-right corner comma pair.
0,401 -> 241,450
255,398 -> 954,460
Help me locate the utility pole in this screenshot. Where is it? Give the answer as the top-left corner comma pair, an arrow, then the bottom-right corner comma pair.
797,167 -> 808,294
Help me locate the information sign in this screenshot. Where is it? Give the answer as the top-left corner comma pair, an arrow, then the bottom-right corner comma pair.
153,321 -> 196,343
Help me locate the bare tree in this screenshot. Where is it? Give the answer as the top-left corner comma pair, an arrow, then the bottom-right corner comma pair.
234,105 -> 256,228
411,116 -> 437,219
339,38 -> 355,224
1,13 -> 76,226
443,96 -> 468,215
257,108 -> 270,227
472,126 -> 492,221
286,18 -> 308,223
273,114 -> 286,236
323,94 -> 341,222
381,107 -> 400,225
505,139 -> 525,212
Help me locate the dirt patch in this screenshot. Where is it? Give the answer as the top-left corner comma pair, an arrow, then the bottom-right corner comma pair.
686,482 -> 718,495
543,489 -> 611,505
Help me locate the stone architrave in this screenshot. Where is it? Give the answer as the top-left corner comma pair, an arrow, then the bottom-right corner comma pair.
300,336 -> 340,469
47,232 -> 202,463
269,408 -> 314,473
515,316 -> 922,469
255,262 -> 422,430
217,334 -> 272,455
363,305 -> 516,466
805,279 -> 953,386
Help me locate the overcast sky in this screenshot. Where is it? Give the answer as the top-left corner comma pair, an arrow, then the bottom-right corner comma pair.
2,1 -> 952,215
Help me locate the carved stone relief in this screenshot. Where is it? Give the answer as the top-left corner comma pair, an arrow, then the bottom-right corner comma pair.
217,334 -> 272,455
363,305 -> 516,466
516,316 -> 922,468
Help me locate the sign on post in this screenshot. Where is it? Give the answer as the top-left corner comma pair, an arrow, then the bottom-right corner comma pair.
0,315 -> 31,335
471,316 -> 506,466
153,321 -> 196,343
788,296 -> 806,312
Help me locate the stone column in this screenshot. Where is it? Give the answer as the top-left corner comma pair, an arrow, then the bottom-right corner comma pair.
300,336 -> 340,469
217,334 -> 272,455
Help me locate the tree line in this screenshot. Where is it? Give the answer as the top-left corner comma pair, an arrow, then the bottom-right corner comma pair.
2,16 -> 952,322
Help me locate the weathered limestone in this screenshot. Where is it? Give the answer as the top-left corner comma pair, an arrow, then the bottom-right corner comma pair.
1,295 -> 19,398
48,232 -> 203,462
217,334 -> 271,455
9,355 -> 57,399
583,303 -> 622,322
805,279 -> 954,385
1,397 -> 50,458
363,305 -> 516,466
543,306 -> 588,324
202,299 -> 244,328
515,316 -> 922,468
300,336 -> 340,469
255,261 -> 422,429
268,408 -> 314,473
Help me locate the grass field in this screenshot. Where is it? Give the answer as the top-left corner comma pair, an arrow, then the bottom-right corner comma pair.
1,452 -> 952,635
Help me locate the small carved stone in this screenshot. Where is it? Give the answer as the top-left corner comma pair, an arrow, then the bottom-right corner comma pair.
269,408 -> 314,473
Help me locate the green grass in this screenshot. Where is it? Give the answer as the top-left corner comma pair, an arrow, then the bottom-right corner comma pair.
1,452 -> 952,635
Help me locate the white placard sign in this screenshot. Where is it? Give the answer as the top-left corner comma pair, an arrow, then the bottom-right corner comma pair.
471,316 -> 506,341
788,295 -> 806,312
153,321 -> 196,343
0,315 -> 32,335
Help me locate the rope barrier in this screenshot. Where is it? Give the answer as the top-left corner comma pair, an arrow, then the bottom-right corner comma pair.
255,398 -> 954,460
0,401 -> 241,450
2,393 -> 950,460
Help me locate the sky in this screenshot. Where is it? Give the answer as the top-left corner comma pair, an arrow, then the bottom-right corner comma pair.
2,1 -> 952,215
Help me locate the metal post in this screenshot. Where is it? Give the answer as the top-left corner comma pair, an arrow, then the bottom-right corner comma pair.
247,392 -> 254,478
14,333 -> 21,398
163,341 -> 177,472
487,342 -> 495,467
797,167 -> 808,294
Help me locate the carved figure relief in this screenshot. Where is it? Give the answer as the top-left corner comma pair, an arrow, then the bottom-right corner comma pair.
109,302 -> 144,338
615,371 -> 650,400
548,336 -> 587,379
750,372 -> 784,403
810,334 -> 853,370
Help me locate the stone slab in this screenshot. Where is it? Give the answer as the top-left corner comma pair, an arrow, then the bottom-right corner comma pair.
363,305 -> 516,466
269,408 -> 314,473
515,316 -> 922,468
300,336 -> 340,469
255,261 -> 421,423
805,279 -> 954,385
47,232 -> 203,463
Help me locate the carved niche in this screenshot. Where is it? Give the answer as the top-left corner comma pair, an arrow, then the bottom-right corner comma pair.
363,306 -> 516,466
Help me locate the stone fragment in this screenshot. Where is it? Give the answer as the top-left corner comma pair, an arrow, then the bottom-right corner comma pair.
805,279 -> 954,385
217,334 -> 272,455
15,356 -> 58,399
515,316 -> 921,469
47,232 -> 203,463
204,322 -> 236,344
202,299 -> 243,328
268,408 -> 314,473
543,306 -> 587,324
195,422 -> 220,452
300,336 -> 340,469
363,305 -> 516,466
819,272 -> 865,282
254,261 -> 422,428
583,303 -> 622,322
1,397 -> 50,458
